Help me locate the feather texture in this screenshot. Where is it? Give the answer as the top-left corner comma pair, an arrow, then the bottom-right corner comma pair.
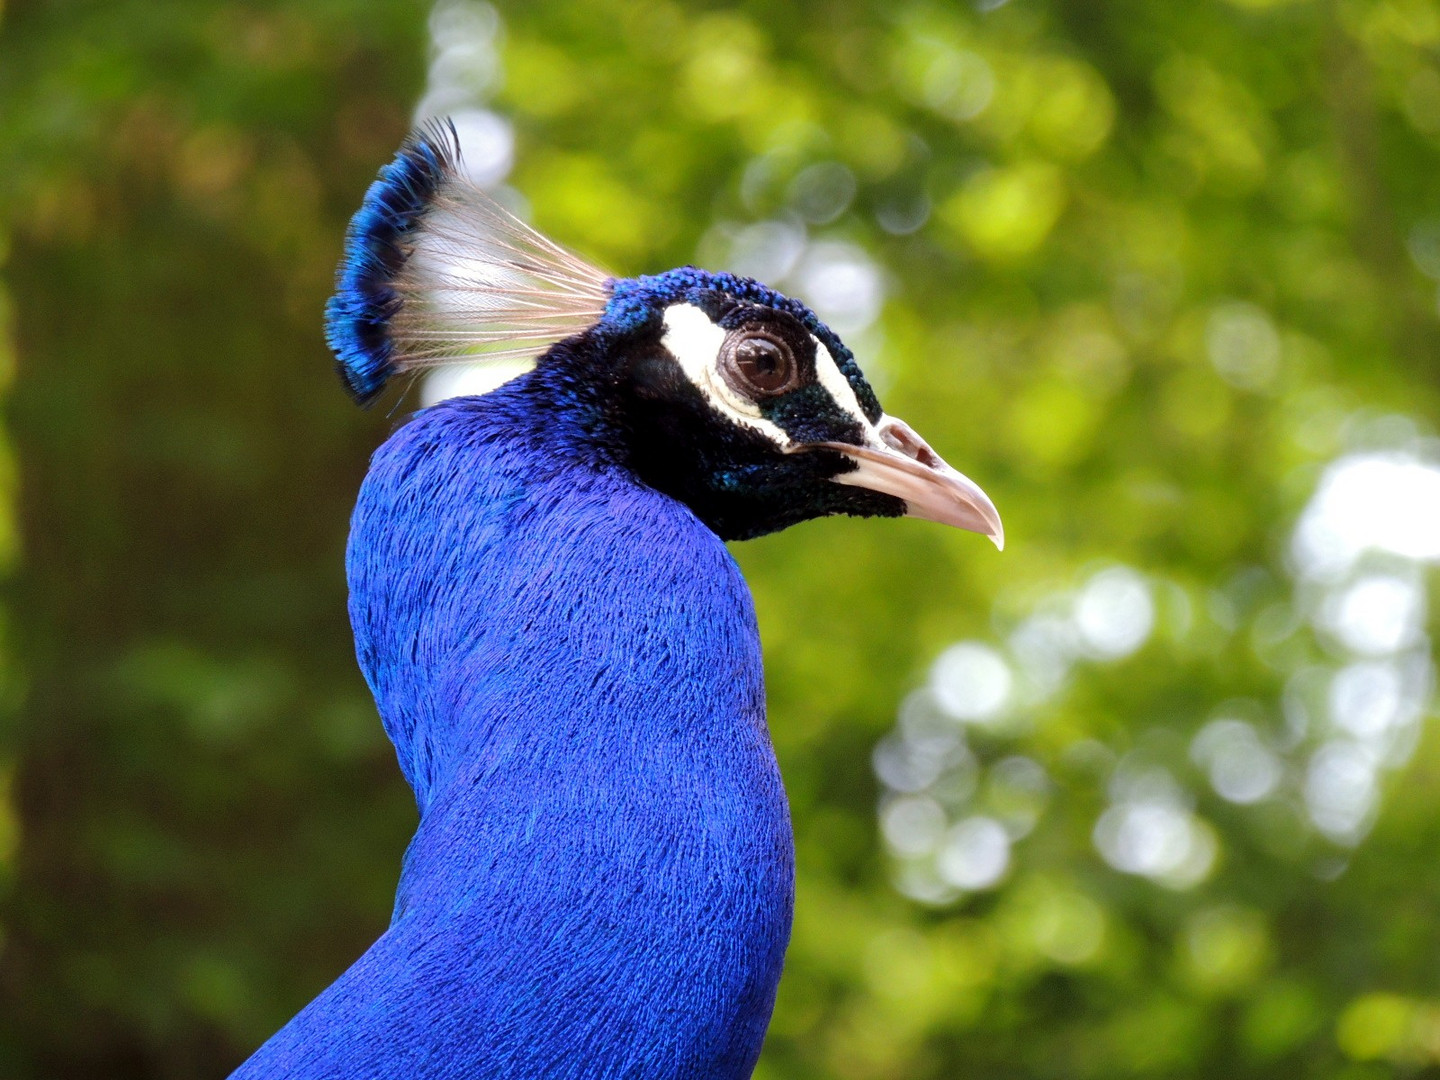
231,362 -> 793,1079
326,120 -> 610,405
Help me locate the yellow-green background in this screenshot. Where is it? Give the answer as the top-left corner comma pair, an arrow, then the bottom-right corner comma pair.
3,0 -> 1440,1076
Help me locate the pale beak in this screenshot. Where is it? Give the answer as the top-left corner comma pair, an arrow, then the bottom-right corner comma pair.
807,416 -> 1004,549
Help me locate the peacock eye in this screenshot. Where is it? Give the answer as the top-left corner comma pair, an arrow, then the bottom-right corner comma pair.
720,331 -> 799,398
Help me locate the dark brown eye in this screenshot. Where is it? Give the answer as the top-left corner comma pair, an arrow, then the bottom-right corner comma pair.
720,332 -> 798,397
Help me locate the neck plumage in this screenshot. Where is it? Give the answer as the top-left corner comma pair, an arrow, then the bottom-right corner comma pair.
232,367 -> 795,1080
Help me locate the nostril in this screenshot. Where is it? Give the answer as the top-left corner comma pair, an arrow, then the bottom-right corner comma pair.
878,418 -> 941,468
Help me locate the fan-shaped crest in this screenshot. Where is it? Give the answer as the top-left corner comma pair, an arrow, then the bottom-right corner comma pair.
325,120 -> 611,405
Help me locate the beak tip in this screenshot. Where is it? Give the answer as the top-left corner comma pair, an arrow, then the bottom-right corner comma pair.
811,418 -> 1004,550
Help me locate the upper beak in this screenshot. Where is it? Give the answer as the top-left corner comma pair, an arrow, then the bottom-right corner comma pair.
806,416 -> 1004,549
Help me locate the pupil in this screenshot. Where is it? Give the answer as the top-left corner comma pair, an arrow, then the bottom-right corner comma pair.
722,331 -> 795,396
739,340 -> 784,384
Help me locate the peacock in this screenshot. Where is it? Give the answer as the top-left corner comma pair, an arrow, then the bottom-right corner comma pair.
231,120 -> 1001,1080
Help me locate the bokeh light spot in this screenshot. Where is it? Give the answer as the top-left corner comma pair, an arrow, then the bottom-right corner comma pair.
938,816 -> 1011,890
1191,719 -> 1282,805
1073,567 -> 1155,660
931,643 -> 1013,724
1206,301 -> 1280,391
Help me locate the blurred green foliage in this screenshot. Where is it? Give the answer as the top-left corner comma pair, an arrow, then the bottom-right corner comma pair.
3,0 -> 1440,1077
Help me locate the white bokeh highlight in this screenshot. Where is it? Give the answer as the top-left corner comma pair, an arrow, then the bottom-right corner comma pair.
931,642 -> 1013,724
1073,567 -> 1155,660
790,242 -> 885,337
1321,573 -> 1426,656
1291,452 -> 1440,581
1191,719 -> 1283,805
1206,301 -> 1281,391
879,427 -> 1440,902
938,816 -> 1012,890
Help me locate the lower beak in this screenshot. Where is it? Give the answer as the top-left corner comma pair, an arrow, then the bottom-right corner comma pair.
809,416 -> 1004,549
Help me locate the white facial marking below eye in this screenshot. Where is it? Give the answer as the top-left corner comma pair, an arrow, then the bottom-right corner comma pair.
661,303 -> 790,447
811,336 -> 878,444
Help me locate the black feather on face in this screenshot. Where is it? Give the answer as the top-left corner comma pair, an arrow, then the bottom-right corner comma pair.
609,292 -> 905,541
519,268 -> 1001,547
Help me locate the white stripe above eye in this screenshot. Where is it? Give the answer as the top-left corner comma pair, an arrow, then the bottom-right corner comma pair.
810,337 -> 878,445
660,303 -> 791,447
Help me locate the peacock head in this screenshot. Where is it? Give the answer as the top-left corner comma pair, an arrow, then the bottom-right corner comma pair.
326,121 -> 1002,546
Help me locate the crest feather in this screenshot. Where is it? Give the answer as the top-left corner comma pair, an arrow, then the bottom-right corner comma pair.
325,120 -> 611,405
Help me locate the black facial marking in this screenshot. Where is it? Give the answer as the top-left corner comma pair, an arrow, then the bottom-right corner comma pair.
761,383 -> 866,446
579,295 -> 903,541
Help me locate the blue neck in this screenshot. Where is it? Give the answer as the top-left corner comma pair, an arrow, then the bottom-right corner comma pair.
233,367 -> 795,1079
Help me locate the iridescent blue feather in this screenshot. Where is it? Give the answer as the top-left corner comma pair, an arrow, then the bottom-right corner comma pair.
324,120 -> 609,405
325,120 -> 457,405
